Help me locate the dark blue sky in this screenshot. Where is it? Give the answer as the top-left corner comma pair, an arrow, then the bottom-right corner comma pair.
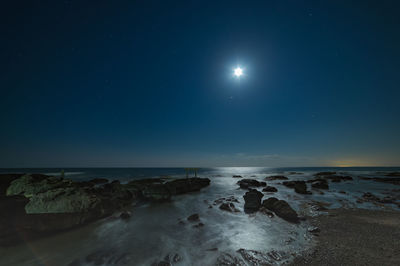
1,0 -> 399,167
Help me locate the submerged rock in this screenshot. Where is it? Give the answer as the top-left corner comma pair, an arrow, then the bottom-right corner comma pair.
359,176 -> 400,185
219,202 -> 240,212
314,172 -> 336,176
327,175 -> 353,182
262,197 -> 299,223
187,213 -> 200,222
243,189 -> 263,213
193,222 -> 204,228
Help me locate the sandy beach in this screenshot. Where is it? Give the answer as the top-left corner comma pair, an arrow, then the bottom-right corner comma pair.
290,208 -> 400,266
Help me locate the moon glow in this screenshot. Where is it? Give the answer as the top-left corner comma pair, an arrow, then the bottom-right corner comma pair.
234,67 -> 243,77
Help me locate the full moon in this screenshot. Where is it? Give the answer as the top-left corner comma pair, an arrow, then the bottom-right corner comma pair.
234,67 -> 243,77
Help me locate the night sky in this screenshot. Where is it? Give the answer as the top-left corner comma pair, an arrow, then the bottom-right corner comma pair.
1,0 -> 399,167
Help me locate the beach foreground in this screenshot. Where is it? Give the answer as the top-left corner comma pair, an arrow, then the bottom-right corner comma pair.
290,208 -> 400,266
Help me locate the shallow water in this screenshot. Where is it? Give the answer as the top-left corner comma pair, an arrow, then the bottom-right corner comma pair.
0,167 -> 399,265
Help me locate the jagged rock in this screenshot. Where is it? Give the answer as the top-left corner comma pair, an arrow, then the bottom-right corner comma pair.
262,186 -> 277,192
262,197 -> 299,223
24,187 -> 103,213
216,252 -> 246,266
236,249 -> 281,265
265,175 -> 288,181
6,174 -> 72,198
232,175 -> 242,178
243,189 -> 263,213
187,213 -> 200,222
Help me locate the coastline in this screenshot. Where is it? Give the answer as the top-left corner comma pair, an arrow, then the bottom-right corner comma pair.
290,208 -> 400,265
1,168 -> 399,265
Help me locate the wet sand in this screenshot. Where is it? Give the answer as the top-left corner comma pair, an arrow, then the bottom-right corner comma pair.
290,208 -> 400,266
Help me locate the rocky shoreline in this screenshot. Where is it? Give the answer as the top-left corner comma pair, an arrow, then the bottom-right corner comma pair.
0,173 -> 210,246
1,170 -> 400,265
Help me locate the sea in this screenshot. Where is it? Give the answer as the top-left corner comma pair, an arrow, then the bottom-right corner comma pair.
0,167 -> 399,266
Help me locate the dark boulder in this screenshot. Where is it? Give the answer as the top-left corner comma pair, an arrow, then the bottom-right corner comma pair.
243,189 -> 263,213
126,177 -> 210,201
165,178 -> 210,195
262,186 -> 278,192
262,197 -> 299,223
120,212 -> 131,220
237,179 -> 265,189
232,175 -> 242,178
311,179 -> 329,190
282,181 -> 311,194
